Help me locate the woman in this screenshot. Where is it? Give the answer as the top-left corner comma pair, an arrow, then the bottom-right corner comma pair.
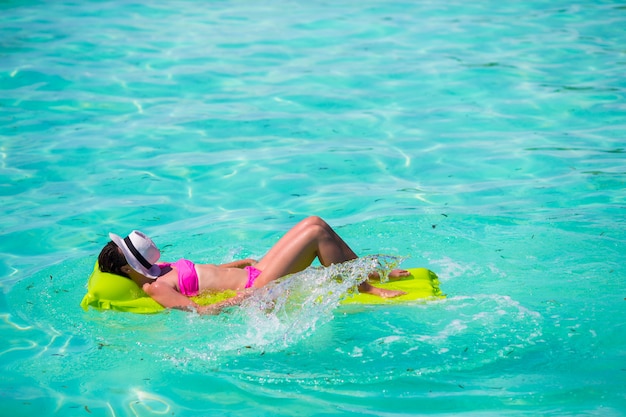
98,216 -> 408,314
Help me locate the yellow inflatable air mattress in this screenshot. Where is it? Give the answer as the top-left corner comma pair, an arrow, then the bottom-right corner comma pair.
81,264 -> 444,314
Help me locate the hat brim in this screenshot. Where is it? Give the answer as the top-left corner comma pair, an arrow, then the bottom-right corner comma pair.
109,233 -> 161,279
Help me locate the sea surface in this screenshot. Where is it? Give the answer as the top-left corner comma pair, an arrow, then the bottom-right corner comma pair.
1,0 -> 625,416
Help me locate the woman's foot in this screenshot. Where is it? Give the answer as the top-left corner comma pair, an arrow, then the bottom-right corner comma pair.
358,281 -> 406,298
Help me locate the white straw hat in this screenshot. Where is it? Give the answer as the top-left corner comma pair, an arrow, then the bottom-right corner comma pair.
109,230 -> 161,279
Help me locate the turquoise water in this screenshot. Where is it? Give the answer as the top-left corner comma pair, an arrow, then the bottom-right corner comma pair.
1,0 -> 625,415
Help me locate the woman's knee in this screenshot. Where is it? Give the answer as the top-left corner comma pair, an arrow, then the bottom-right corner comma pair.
301,215 -> 329,230
300,217 -> 333,241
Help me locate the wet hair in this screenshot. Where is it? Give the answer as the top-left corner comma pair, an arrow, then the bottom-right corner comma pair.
98,241 -> 130,278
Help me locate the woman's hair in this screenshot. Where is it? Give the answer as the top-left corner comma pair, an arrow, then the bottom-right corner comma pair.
98,241 -> 130,278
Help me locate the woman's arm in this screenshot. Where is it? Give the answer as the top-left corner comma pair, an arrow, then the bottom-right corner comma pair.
195,292 -> 250,315
217,258 -> 257,268
142,281 -> 197,310
142,280 -> 250,315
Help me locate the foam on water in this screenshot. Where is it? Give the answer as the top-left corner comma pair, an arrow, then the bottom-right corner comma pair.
177,294 -> 543,387
176,256 -> 388,358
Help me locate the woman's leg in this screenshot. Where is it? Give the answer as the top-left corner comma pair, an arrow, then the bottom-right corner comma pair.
253,216 -> 358,286
252,216 -> 408,298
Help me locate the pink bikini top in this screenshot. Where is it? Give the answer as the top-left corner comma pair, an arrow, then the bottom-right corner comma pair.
158,259 -> 199,296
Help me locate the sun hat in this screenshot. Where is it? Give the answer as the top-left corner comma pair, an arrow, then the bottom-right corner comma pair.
109,230 -> 161,279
